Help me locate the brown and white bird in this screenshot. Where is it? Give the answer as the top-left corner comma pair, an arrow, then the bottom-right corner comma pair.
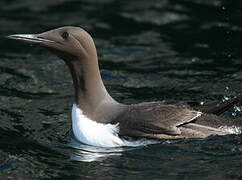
8,26 -> 242,147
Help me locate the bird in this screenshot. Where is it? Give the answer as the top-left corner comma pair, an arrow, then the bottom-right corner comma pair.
8,26 -> 242,147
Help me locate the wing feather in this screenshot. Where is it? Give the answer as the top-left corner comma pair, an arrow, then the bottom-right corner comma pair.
115,102 -> 202,136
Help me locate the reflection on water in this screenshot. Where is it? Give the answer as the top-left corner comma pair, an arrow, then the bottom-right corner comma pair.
65,133 -> 159,162
67,138 -> 125,162
1,0 -> 242,179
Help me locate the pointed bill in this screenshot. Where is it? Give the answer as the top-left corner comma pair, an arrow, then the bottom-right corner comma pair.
7,34 -> 55,43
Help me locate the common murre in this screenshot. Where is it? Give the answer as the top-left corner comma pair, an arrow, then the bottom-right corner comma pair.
8,26 -> 242,147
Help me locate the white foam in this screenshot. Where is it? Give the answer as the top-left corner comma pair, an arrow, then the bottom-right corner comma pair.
218,125 -> 242,135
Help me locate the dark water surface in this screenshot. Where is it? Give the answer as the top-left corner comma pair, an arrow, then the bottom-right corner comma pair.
1,0 -> 242,179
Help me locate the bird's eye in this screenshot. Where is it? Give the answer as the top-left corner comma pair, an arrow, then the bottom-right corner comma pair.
61,32 -> 69,39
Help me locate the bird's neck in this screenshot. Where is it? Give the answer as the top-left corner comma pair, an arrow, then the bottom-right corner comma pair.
66,54 -> 117,118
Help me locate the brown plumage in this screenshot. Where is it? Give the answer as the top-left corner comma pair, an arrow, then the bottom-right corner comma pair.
8,26 -> 242,142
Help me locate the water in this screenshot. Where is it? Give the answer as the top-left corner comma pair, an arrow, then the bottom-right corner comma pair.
1,0 -> 242,179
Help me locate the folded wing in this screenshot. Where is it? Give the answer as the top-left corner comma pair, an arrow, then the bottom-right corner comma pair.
115,102 -> 202,136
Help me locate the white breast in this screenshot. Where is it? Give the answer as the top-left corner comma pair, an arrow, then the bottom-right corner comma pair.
71,104 -> 126,147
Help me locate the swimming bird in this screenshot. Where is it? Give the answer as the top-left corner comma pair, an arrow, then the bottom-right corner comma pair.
8,26 -> 242,147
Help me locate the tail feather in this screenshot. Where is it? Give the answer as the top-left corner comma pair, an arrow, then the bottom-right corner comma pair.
189,94 -> 242,115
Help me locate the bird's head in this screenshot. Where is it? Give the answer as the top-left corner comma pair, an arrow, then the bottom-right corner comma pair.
8,26 -> 97,62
